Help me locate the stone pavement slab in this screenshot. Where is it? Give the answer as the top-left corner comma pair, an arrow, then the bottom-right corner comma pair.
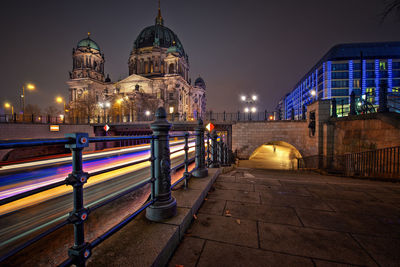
260,191 -> 333,211
169,168 -> 400,267
189,213 -> 259,248
225,201 -> 302,226
258,222 -> 377,266
207,188 -> 261,204
197,240 -> 313,267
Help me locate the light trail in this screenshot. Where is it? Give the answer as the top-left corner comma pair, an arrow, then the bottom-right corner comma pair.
0,141 -> 195,215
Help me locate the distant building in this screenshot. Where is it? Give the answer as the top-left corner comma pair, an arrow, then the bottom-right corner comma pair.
67,3 -> 206,121
279,42 -> 400,119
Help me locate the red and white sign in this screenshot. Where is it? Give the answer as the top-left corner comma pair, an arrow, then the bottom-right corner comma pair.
205,122 -> 214,132
103,124 -> 110,132
49,125 -> 59,132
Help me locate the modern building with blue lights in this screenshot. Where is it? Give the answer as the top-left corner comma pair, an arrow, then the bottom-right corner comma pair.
280,42 -> 400,119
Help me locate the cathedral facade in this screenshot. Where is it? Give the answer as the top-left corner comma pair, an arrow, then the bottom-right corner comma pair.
67,5 -> 206,122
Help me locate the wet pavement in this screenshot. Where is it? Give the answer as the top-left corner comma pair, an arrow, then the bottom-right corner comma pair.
169,168 -> 400,267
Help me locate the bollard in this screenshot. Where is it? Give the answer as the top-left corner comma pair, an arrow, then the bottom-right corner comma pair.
65,133 -> 91,267
193,119 -> 208,178
331,98 -> 337,118
209,130 -> 220,168
146,107 -> 177,222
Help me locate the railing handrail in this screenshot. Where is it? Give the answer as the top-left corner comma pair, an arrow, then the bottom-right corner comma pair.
0,109 -> 232,266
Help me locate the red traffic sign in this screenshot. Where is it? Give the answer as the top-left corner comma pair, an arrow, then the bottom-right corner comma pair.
104,124 -> 110,132
205,122 -> 214,132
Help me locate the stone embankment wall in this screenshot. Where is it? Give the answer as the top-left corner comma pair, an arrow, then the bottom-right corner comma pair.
0,124 -> 95,161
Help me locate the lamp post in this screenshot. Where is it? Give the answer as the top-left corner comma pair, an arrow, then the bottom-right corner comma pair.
21,83 -> 35,115
240,94 -> 257,121
99,101 -> 110,123
4,102 -> 14,115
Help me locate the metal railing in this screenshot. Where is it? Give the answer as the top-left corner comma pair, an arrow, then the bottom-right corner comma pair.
344,146 -> 400,178
0,107 -> 233,266
298,146 -> 400,179
0,110 -> 280,124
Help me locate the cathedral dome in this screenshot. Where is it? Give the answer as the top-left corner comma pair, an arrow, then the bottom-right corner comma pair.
133,25 -> 185,56
195,77 -> 206,89
77,34 -> 100,51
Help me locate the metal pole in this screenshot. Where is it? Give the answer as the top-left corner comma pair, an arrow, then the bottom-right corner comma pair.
183,132 -> 190,188
206,133 -> 210,167
65,133 -> 90,267
218,139 -> 224,165
193,119 -> 208,178
146,107 -> 177,222
209,130 -> 220,168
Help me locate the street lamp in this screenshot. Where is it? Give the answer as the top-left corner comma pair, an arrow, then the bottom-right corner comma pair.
251,107 -> 257,113
21,83 -> 36,115
244,107 -> 249,113
56,96 -> 67,113
241,94 -> 258,120
4,102 -> 13,114
99,101 -> 110,122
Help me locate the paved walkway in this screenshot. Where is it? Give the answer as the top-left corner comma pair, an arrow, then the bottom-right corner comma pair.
169,168 -> 400,267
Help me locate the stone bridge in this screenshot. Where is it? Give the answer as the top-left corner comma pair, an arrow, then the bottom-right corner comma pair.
231,100 -> 400,168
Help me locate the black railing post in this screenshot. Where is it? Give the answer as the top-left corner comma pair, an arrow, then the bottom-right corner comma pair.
64,133 -> 90,267
209,130 -> 220,168
218,139 -> 224,164
13,112 -> 16,123
193,119 -> 208,178
146,107 -> 177,221
31,114 -> 34,123
350,91 -> 356,116
237,111 -> 240,121
183,132 -> 190,188
223,111 -> 226,121
265,110 -> 268,120
302,105 -> 306,120
206,132 -> 211,167
332,98 -> 337,118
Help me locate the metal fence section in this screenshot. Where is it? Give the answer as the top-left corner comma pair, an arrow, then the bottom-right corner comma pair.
344,146 -> 400,178
0,110 -> 281,124
298,146 -> 400,179
0,107 -> 232,266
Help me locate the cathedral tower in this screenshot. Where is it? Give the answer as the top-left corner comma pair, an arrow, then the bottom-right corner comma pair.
70,33 -> 105,82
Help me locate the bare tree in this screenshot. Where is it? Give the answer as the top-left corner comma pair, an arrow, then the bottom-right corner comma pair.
44,105 -> 61,116
25,104 -> 42,115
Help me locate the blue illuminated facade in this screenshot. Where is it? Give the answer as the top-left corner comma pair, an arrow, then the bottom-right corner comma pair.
281,42 -> 400,119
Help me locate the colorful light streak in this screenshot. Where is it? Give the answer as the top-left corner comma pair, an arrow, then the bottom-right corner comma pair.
0,141 -> 195,215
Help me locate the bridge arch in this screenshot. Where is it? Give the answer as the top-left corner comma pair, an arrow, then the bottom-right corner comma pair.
247,140 -> 303,170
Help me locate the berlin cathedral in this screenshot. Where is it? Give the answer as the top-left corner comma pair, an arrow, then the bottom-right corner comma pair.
67,3 -> 206,121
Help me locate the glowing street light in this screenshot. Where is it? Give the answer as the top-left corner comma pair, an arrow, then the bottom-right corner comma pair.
240,95 -> 246,101
21,83 -> 36,115
145,110 -> 151,116
55,96 -> 67,114
251,107 -> 257,113
4,102 -> 14,115
251,95 -> 257,101
244,107 -> 249,113
310,90 -> 316,97
169,106 -> 174,114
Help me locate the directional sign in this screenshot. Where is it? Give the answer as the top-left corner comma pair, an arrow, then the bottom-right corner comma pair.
104,124 -> 110,132
205,122 -> 214,132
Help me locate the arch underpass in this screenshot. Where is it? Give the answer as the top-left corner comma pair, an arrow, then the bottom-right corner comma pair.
241,141 -> 303,170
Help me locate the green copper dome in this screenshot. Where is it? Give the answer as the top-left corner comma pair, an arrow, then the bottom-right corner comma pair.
133,24 -> 186,57
77,36 -> 100,51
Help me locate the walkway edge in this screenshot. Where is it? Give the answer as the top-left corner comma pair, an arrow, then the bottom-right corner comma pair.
87,166 -> 234,267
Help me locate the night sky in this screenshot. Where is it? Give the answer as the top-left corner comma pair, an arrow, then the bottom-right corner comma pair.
0,0 -> 399,113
